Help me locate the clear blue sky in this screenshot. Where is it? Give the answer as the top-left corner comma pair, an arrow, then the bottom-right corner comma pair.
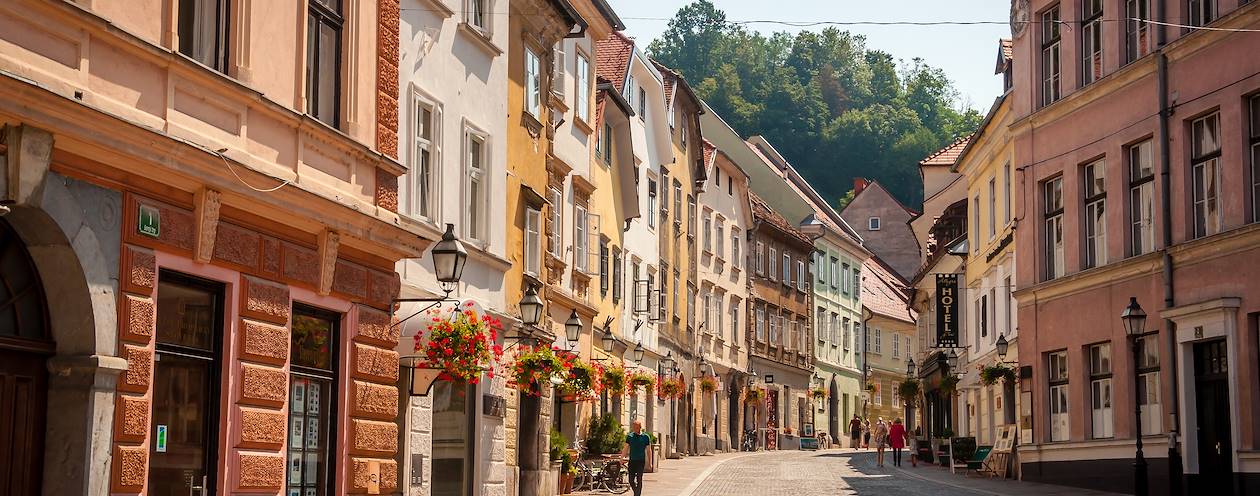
607,0 -> 1011,111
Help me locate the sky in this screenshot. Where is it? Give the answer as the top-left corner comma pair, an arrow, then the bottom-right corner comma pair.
606,0 -> 1012,111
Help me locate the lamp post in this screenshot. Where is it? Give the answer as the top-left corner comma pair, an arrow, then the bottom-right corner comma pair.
906,357 -> 917,430
1121,297 -> 1149,496
398,224 -> 469,397
564,309 -> 583,350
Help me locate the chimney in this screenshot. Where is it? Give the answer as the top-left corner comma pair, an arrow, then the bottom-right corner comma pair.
853,177 -> 869,195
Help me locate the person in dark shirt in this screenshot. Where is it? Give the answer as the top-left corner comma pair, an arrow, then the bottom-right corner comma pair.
623,420 -> 651,496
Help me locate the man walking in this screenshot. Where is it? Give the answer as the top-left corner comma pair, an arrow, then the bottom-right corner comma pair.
624,420 -> 651,496
848,415 -> 862,449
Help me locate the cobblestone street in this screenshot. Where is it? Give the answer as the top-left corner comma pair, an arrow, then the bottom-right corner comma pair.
595,449 -> 1129,496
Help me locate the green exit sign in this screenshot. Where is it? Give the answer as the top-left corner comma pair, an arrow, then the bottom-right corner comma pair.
138,204 -> 160,238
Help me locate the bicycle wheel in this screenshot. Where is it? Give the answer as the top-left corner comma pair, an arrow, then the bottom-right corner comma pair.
601,463 -> 630,494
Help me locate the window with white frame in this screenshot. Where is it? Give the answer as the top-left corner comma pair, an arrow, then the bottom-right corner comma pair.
731,230 -> 741,269
770,312 -> 781,346
409,95 -> 440,220
1136,334 -> 1162,435
782,253 -> 791,285
647,178 -> 657,229
756,305 -> 766,342
715,293 -> 724,339
552,42 -> 565,96
687,197 -> 697,235
548,186 -> 563,255
638,86 -> 646,121
702,291 -> 712,331
873,379 -> 883,405
988,177 -> 998,239
1044,176 -> 1064,280
1049,350 -> 1070,442
756,242 -> 765,275
817,307 -> 827,344
574,204 -> 588,272
972,195 -> 981,251
797,260 -> 805,291
464,130 -> 488,242
868,217 -> 881,231
841,263 -> 850,294
1004,162 -> 1013,225
524,208 -> 541,276
830,258 -> 839,289
703,215 -> 712,252
673,182 -> 682,225
1081,0 -> 1103,85
1083,160 -> 1107,268
892,332 -> 900,358
729,304 -> 739,344
524,47 -> 541,120
576,52 -> 591,122
873,329 -> 882,354
853,268 -> 860,298
1089,343 -> 1114,438
1189,0 -> 1216,27
842,318 -> 851,351
1040,5 -> 1061,107
1126,0 -> 1151,63
466,0 -> 488,31
769,247 -> 778,281
716,222 -> 726,260
1129,140 -> 1155,255
1192,112 -> 1222,239
830,313 -> 839,346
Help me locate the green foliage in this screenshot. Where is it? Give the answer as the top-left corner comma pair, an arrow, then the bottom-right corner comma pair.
550,429 -> 568,462
835,188 -> 856,211
897,379 -> 921,407
585,413 -> 627,455
648,1 -> 983,207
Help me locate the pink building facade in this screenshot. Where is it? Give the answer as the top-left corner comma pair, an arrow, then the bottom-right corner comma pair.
1010,1 -> 1260,494
0,0 -> 426,494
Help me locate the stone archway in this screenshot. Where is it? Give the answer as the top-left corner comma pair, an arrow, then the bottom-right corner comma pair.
3,124 -> 126,496
829,378 -> 840,441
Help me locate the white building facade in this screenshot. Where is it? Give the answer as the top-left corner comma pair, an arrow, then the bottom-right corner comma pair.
396,2 -> 510,495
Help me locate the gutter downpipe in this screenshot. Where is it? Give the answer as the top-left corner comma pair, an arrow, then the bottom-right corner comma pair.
1154,1 -> 1184,493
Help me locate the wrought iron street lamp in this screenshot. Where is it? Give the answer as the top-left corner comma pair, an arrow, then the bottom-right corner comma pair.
519,286 -> 544,327
431,223 -> 468,294
946,349 -> 959,371
996,334 -> 1009,359
1122,297 -> 1149,496
601,328 -> 616,353
633,342 -> 645,364
564,310 -> 582,343
906,357 -> 916,378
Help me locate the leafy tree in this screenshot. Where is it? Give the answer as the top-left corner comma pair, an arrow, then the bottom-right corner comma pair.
647,2 -> 982,207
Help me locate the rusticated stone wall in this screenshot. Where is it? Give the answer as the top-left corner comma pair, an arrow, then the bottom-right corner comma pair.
348,304 -> 400,494
110,243 -> 158,494
229,274 -> 290,493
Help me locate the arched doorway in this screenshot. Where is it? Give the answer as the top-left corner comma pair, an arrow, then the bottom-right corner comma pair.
0,218 -> 51,495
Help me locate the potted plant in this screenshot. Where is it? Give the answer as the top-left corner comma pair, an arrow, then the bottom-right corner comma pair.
628,370 -> 656,391
414,304 -> 504,384
809,386 -> 827,401
584,413 -> 626,456
601,365 -> 627,396
550,429 -> 569,493
744,387 -> 766,403
510,344 -> 569,395
979,363 -> 1017,386
699,376 -> 718,393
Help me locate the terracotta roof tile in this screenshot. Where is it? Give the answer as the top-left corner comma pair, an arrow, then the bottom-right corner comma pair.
749,192 -> 813,246
919,134 -> 973,167
861,257 -> 915,323
595,31 -> 634,94
1001,39 -> 1013,62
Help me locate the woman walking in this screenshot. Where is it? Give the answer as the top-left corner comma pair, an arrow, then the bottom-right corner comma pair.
874,418 -> 889,467
889,418 -> 910,467
861,419 -> 871,450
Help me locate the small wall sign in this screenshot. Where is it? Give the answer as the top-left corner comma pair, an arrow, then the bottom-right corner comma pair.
156,424 -> 168,453
483,394 -> 507,418
764,374 -> 775,384
138,204 -> 160,238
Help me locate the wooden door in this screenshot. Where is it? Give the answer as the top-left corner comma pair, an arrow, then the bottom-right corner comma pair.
1194,339 -> 1232,490
0,219 -> 50,496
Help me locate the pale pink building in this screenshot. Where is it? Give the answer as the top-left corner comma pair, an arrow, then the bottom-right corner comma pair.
0,1 -> 426,495
1010,1 -> 1260,494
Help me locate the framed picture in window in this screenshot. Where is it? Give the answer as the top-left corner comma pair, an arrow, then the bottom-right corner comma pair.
288,453 -> 302,481
307,386 -> 320,414
306,418 -> 320,449
292,381 -> 306,413
290,417 -> 304,446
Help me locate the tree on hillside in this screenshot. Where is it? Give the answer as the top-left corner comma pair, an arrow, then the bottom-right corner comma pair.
647,1 -> 982,208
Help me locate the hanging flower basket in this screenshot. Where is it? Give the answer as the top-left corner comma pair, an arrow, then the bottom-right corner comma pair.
413,303 -> 504,384
601,365 -> 627,396
979,363 -> 1017,386
657,377 -> 685,400
699,376 -> 719,393
939,375 -> 960,397
865,382 -> 878,395
628,371 -> 656,391
510,344 -> 570,396
744,387 -> 766,403
810,387 -> 827,400
897,378 -> 921,406
561,359 -> 600,399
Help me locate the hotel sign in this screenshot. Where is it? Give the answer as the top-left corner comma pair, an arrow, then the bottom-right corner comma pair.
935,274 -> 959,347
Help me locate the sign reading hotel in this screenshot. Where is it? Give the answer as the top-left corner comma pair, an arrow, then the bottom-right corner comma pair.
935,274 -> 959,347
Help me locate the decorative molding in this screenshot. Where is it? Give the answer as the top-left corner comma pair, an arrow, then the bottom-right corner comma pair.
317,229 -> 341,296
193,188 -> 223,263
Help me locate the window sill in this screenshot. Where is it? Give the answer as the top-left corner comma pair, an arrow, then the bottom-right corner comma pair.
457,23 -> 503,57
574,116 -> 594,136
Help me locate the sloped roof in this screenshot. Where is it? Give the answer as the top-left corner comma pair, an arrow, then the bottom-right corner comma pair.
750,192 -> 813,246
919,134 -> 973,167
862,256 -> 915,323
996,39 -> 1014,74
595,31 -> 634,93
